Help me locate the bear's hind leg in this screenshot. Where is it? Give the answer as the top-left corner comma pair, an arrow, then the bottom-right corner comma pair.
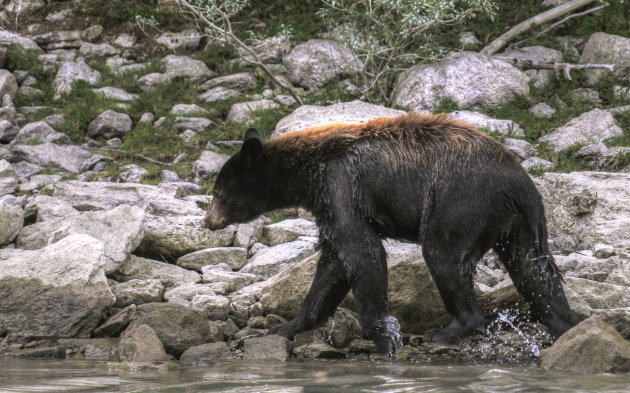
422,244 -> 485,345
267,241 -> 350,340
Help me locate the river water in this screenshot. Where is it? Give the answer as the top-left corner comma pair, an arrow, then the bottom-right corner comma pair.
0,359 -> 629,393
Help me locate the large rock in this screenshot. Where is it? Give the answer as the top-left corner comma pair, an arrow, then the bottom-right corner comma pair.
0,235 -> 115,338
88,110 -> 133,138
32,25 -> 103,45
79,42 -> 120,58
241,240 -> 317,278
262,218 -> 318,246
200,72 -> 256,91
0,119 -> 18,143
53,61 -> 102,97
496,46 -> 562,87
580,33 -> 630,85
161,55 -> 214,81
173,116 -> 213,133
111,255 -> 201,287
118,324 -> 169,362
238,35 -> 290,63
541,316 -> 630,373
226,99 -> 279,124
179,342 -> 233,361
156,29 -> 201,51
272,101 -> 406,138
17,205 -> 146,273
0,29 -> 42,52
192,150 -> 230,181
284,39 -> 362,90
12,121 -> 71,145
127,302 -> 213,358
242,335 -> 292,360
202,264 -> 257,293
12,143 -> 103,174
24,195 -> 78,222
447,111 -> 524,136
538,109 -> 623,151
0,159 -> 17,196
93,87 -> 139,102
111,279 -> 164,308
137,214 -> 235,261
198,86 -> 241,103
6,0 -> 45,14
177,246 -> 248,271
392,52 -> 529,111
533,172 -> 630,250
0,69 -> 18,98
0,200 -> 23,246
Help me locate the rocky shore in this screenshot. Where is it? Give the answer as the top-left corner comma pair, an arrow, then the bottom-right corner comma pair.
0,0 -> 629,374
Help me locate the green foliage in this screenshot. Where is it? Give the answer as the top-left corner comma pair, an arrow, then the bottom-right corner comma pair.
74,0 -> 187,27
194,42 -> 240,76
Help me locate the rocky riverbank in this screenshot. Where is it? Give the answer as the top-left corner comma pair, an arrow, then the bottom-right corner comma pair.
0,0 -> 629,374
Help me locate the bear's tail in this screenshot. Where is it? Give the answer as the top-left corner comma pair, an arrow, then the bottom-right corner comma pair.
493,191 -> 579,339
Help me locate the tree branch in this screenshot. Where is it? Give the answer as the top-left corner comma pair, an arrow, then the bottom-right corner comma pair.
480,0 -> 598,56
492,57 -> 615,80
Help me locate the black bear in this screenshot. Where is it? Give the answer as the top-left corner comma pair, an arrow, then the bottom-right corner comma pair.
204,113 -> 578,354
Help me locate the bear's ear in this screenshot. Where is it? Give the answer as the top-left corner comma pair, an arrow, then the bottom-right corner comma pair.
241,128 -> 263,169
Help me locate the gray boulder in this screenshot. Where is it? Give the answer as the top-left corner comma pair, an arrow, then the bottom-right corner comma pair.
262,218 -> 318,246
496,46 -> 563,87
580,33 -> 630,85
0,200 -> 23,245
538,109 -> 623,152
156,29 -> 201,51
0,28 -> 42,52
93,87 -> 139,102
111,255 -> 201,287
118,164 -> 148,183
24,195 -> 78,222
448,111 -> 524,136
54,61 -> 102,97
0,69 -> 18,98
111,279 -> 165,308
79,42 -> 119,58
12,143 -> 103,174
118,324 -> 168,362
88,110 -> 133,139
138,73 -> 171,92
392,52 -> 529,111
242,335 -> 291,360
522,157 -> 554,171
226,99 -> 279,124
272,101 -> 405,138
529,103 -> 556,119
503,138 -> 536,160
284,39 -> 362,90
0,159 -> 17,196
238,35 -> 291,63
6,0 -> 45,14
192,150 -> 230,181
12,121 -> 71,145
200,72 -> 257,91
541,316 -> 630,373
164,283 -> 230,320
170,104 -> 209,115
177,246 -> 248,271
241,240 -> 317,278
161,55 -> 214,81
0,119 -> 18,143
173,116 -> 213,133
0,234 -> 115,338
198,86 -> 241,103
202,264 -> 257,293
179,342 -> 233,361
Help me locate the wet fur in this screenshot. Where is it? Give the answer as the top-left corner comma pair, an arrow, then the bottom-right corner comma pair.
207,113 -> 579,354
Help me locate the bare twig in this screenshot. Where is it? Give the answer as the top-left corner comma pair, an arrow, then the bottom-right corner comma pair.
493,57 -> 615,80
177,0 -> 303,105
515,2 -> 607,47
480,0 -> 598,56
86,147 -> 174,166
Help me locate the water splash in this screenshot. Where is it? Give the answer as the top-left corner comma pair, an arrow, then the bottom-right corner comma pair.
493,310 -> 541,357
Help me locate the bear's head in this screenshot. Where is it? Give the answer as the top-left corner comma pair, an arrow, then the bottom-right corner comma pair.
204,128 -> 278,230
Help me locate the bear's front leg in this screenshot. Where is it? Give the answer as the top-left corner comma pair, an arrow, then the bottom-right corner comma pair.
267,241 -> 350,340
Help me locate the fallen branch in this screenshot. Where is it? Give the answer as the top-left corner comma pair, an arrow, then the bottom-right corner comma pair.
177,0 -> 303,106
492,57 -> 615,80
86,147 -> 174,166
515,2 -> 608,47
480,0 -> 598,56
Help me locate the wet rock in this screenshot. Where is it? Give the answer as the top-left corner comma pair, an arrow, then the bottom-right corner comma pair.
200,72 -> 257,91
58,338 -> 119,360
521,157 -> 554,171
241,240 -> 316,278
17,204 -> 145,273
539,109 -> 623,151
180,342 -> 233,361
226,99 -> 279,124
239,35 -> 291,63
496,46 -> 563,88
393,52 -> 528,111
503,138 -> 536,160
111,279 -> 164,308
111,255 -> 201,287
156,29 -> 201,51
533,172 -> 630,250
173,116 -> 213,133
284,39 -> 362,90
262,218 -> 318,246
93,87 -> 139,102
162,55 -> 214,81
242,335 -> 292,360
92,305 -> 136,338
272,100 -> 405,138
12,143 -> 103,174
294,343 -> 346,359
0,70 -> 18,98
88,110 -> 133,139
580,33 -> 630,86
54,61 -> 101,97
137,214 -> 235,261
192,150 -> 230,181
0,119 -> 18,143
0,159 -> 18,196
0,200 -> 23,245
448,111 -> 524,136
79,42 -> 119,58
127,302 -> 212,358
541,316 -> 630,373
118,324 -> 168,362
138,73 -> 171,92
202,264 -> 257,293
322,308 -> 362,348
198,86 -> 241,103
12,121 -> 71,145
170,104 -> 209,115
177,246 -> 248,271
0,235 -> 115,338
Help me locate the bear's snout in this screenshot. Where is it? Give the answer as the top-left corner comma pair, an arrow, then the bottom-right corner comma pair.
203,202 -> 228,230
